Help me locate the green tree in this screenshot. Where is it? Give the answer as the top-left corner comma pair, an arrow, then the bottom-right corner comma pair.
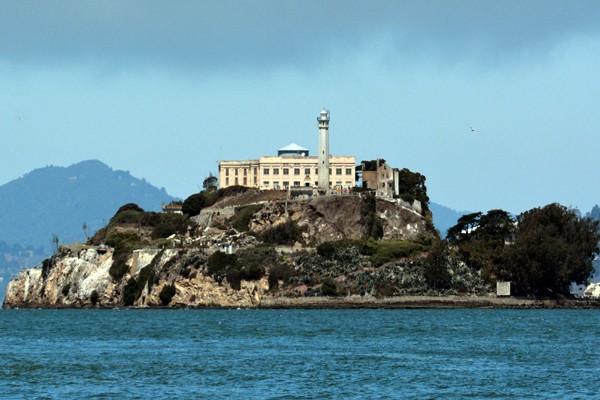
207,251 -> 238,279
423,239 -> 451,290
182,192 -> 208,217
159,283 -> 177,306
499,203 -> 600,296
203,172 -> 218,192
396,168 -> 430,216
446,212 -> 482,244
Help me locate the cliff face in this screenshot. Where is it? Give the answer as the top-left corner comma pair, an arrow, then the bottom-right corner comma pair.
3,193 -> 438,309
247,195 -> 430,244
3,246 -> 268,308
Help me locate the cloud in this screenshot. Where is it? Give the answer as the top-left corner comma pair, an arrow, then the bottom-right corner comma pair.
2,0 -> 600,72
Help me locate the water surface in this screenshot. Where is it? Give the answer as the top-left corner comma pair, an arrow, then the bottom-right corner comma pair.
1,309 -> 598,399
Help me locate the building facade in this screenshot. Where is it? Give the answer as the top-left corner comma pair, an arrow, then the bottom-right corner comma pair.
219,153 -> 355,190
361,159 -> 400,199
218,109 -> 355,191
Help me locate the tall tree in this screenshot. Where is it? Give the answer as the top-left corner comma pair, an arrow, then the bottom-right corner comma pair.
203,173 -> 218,191
500,203 -> 600,296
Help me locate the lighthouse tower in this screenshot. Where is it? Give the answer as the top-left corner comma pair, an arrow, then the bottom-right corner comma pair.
317,108 -> 330,190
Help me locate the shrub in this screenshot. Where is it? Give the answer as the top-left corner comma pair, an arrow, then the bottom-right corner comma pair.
111,209 -> 144,224
241,264 -> 264,281
231,204 -> 262,232
374,280 -> 398,298
362,192 -> 384,240
159,283 -> 177,306
148,213 -> 188,239
226,268 -> 242,290
90,290 -> 99,306
207,251 -> 238,279
261,219 -> 302,245
61,282 -> 71,296
268,264 -> 296,290
321,278 -> 338,296
370,240 -> 426,267
106,232 -> 148,281
41,257 -> 54,279
423,240 -> 451,290
317,239 -> 377,259
116,203 -> 145,214
123,277 -> 138,306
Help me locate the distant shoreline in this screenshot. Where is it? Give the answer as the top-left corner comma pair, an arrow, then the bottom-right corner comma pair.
5,295 -> 600,310
257,295 -> 600,309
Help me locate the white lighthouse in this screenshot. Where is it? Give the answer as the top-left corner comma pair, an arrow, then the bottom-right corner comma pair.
317,108 -> 330,190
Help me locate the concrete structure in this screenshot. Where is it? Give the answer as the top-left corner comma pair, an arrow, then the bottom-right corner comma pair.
162,201 -> 183,214
496,281 -> 511,297
317,108 -> 330,189
583,282 -> 600,298
218,109 -> 355,191
361,159 -> 400,199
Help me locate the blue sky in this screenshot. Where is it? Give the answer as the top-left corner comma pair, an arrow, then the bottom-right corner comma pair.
1,0 -> 600,214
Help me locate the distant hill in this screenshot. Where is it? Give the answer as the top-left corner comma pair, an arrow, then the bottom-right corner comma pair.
429,202 -> 470,238
0,160 -> 176,250
0,160 -> 177,301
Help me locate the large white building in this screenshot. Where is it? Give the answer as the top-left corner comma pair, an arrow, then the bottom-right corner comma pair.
218,109 -> 355,190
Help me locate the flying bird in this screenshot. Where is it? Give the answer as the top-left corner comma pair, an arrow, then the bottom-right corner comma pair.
467,124 -> 480,133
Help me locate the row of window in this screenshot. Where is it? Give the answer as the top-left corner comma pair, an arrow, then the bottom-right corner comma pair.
224,167 -> 354,177
224,176 -> 258,186
263,167 -> 352,176
225,167 -> 258,177
262,181 -> 353,189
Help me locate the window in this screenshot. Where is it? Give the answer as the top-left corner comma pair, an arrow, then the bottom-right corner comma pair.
225,177 -> 229,185
294,168 -> 300,175
314,181 -> 318,186
254,167 -> 257,175
283,181 -> 289,188
293,181 -> 300,187
336,168 -> 342,175
235,168 -> 238,176
329,168 -> 332,175
315,168 -> 318,175
253,176 -> 257,184
244,169 -> 247,176
243,177 -> 247,185
305,168 -> 311,175
226,168 -> 229,177
235,177 -> 239,185
273,181 -> 280,188
346,168 -> 352,175
263,181 -> 269,187
263,168 -> 269,175
273,168 -> 279,175
283,168 -> 289,175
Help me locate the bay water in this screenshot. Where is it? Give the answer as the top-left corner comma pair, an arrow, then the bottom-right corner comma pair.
1,309 -> 598,399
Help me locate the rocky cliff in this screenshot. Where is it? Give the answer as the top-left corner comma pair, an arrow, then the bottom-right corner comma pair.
4,192 -> 471,309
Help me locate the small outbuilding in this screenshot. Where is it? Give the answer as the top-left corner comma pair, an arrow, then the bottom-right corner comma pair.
583,283 -> 600,298
496,281 -> 511,297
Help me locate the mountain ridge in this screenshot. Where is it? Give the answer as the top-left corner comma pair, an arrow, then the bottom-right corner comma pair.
0,160 -> 175,250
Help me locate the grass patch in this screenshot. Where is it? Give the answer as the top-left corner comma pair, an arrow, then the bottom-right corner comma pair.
369,240 -> 428,267
231,204 -> 263,232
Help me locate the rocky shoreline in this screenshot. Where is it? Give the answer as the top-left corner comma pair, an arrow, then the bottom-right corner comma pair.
5,294 -> 600,310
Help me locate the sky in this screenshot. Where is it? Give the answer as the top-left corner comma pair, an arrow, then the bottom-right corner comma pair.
1,0 -> 600,215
